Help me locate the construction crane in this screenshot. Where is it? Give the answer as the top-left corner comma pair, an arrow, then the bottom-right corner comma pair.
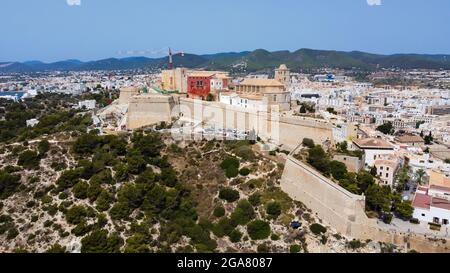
168,47 -> 185,70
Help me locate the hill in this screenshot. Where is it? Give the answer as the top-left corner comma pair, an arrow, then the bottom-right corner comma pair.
2,48 -> 450,73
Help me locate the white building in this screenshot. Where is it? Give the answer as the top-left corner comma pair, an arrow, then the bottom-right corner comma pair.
219,92 -> 266,111
374,155 -> 401,188
78,100 -> 96,110
26,118 -> 39,127
352,138 -> 395,167
412,185 -> 450,227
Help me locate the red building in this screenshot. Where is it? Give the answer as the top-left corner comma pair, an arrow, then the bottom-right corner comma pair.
187,76 -> 211,99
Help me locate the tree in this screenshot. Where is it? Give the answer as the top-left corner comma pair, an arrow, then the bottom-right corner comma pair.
229,229 -> 243,243
225,166 -> 239,178
356,171 -> 375,193
307,145 -> 330,175
72,181 -> 89,199
220,157 -> 240,170
415,169 -> 426,185
239,168 -> 251,176
109,202 -> 132,221
46,243 -> 66,253
376,122 -> 394,135
302,138 -> 315,149
290,244 -> 301,253
336,141 -> 348,153
38,140 -> 50,157
299,105 -> 307,114
213,206 -> 225,218
206,93 -> 215,102
247,220 -> 271,240
230,200 -> 255,225
329,161 -> 348,180
310,223 -> 327,235
248,193 -> 261,207
81,229 -> 123,253
65,205 -> 91,225
0,170 -> 21,199
17,150 -> 40,170
96,190 -> 113,211
266,201 -> 282,219
219,188 -> 240,203
395,200 -> 414,220
365,184 -> 391,213
424,132 -> 434,145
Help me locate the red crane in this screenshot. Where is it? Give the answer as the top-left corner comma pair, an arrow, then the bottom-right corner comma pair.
168,47 -> 185,70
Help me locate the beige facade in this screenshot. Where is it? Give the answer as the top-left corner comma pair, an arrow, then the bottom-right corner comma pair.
235,78 -> 291,111
274,64 -> 290,86
178,98 -> 333,151
161,68 -> 189,93
333,154 -> 365,173
429,169 -> 450,188
281,149 -> 450,253
374,159 -> 400,187
119,86 -> 140,105
127,94 -> 176,129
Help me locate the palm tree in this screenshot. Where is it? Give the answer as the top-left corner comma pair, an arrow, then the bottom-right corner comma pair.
415,169 -> 426,185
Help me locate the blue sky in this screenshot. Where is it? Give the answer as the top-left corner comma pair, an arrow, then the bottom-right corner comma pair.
1,0 -> 450,62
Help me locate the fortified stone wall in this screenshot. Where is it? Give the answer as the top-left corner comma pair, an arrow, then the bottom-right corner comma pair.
178,98 -> 334,151
281,149 -> 450,253
127,94 -> 175,129
333,154 -> 365,173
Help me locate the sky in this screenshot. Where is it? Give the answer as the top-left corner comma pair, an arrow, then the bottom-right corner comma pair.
1,0 -> 450,62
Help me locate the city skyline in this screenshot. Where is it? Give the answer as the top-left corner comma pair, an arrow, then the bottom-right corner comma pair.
1,0 -> 450,62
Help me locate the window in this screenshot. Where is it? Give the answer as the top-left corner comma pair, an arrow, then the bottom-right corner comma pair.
386,167 -> 390,171
380,166 -> 384,170
386,173 -> 389,178
433,217 -> 440,224
422,213 -> 425,217
443,219 -> 449,225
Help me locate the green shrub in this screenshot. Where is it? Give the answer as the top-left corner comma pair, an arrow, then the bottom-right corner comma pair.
257,243 -> 269,253
302,138 -> 315,149
230,200 -> 255,225
225,166 -> 239,178
229,229 -> 243,243
80,229 -> 123,253
72,181 -> 89,199
17,150 -> 40,170
220,157 -> 240,170
213,206 -> 225,218
239,168 -> 251,176
248,193 -> 261,207
266,201 -> 282,219
347,239 -> 363,250
309,223 -> 327,235
290,244 -> 301,253
247,220 -> 271,240
219,188 -> 240,203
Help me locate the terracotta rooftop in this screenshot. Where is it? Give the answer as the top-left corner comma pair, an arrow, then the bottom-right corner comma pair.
353,138 -> 394,149
239,78 -> 284,87
396,135 -> 424,143
413,189 -> 450,211
412,192 -> 431,210
430,184 -> 450,193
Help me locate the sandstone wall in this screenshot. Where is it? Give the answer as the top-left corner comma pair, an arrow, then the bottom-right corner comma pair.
178,98 -> 334,151
127,94 -> 175,129
281,149 -> 450,253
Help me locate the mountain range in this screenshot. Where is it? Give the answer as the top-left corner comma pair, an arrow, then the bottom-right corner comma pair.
1,48 -> 450,73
